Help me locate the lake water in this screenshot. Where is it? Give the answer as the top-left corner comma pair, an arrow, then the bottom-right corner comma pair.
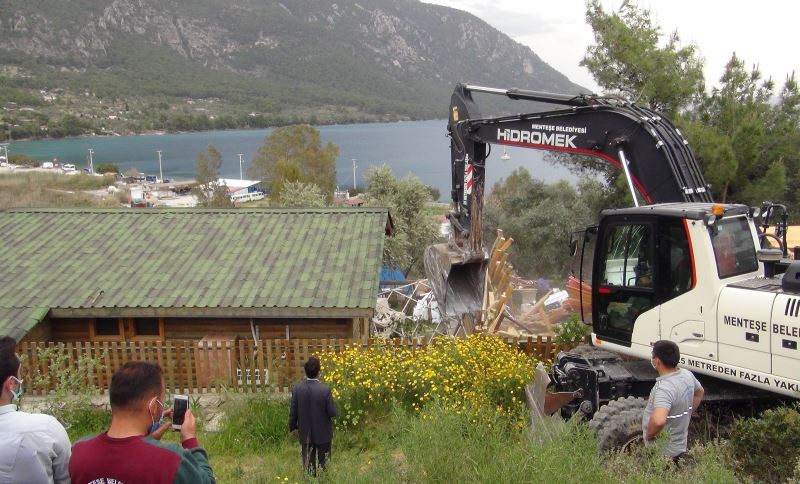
8,120 -> 577,198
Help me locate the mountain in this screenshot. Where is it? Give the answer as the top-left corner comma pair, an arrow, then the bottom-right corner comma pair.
0,0 -> 586,137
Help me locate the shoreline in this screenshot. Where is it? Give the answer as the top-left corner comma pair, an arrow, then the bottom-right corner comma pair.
5,117 -> 443,144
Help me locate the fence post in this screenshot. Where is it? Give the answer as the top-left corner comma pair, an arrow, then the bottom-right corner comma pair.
264,339 -> 274,391
237,339 -> 247,393
224,340 -> 232,393
185,341 -> 195,394
248,340 -> 257,393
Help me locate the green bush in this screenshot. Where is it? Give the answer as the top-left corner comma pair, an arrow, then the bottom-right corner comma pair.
208,395 -> 291,453
728,405 -> 800,483
554,313 -> 591,347
24,345 -> 110,441
8,154 -> 42,166
61,407 -> 111,442
95,163 -> 120,174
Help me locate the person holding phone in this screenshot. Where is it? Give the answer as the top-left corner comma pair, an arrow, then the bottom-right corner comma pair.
69,361 -> 215,484
289,356 -> 339,476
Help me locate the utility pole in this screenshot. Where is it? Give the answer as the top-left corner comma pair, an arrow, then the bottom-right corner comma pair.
157,150 -> 163,183
88,148 -> 94,174
352,158 -> 357,191
238,153 -> 244,180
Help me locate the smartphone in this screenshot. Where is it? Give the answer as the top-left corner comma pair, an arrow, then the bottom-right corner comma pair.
172,394 -> 189,430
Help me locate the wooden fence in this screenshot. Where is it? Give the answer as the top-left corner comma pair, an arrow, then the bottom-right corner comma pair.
17,336 -> 562,396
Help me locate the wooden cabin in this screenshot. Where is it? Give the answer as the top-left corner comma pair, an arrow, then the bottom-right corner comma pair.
0,207 -> 392,344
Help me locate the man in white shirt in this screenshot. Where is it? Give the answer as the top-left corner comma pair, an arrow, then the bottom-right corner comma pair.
0,336 -> 72,483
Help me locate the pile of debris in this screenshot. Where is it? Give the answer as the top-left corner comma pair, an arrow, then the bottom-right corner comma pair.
476,230 -> 579,339
372,279 -> 446,339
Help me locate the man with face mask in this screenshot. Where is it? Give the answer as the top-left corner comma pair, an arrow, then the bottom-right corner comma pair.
69,361 -> 215,484
0,336 -> 72,483
642,340 -> 705,463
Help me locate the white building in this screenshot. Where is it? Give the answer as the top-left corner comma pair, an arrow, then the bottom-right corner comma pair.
218,178 -> 265,203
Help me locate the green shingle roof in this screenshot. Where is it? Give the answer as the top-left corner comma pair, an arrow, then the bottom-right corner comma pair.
0,208 -> 390,340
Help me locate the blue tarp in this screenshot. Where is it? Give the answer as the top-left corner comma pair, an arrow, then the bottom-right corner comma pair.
380,266 -> 410,293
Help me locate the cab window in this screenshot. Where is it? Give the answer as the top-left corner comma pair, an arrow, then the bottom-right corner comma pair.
601,224 -> 654,288
598,223 -> 655,335
711,217 -> 758,278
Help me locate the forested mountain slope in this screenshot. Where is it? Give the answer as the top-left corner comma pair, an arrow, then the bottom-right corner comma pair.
0,0 -> 585,136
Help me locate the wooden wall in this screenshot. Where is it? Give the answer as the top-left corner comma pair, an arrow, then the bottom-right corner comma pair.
20,316 -> 52,343
45,316 -> 357,342
49,318 -> 92,341
165,317 -> 353,340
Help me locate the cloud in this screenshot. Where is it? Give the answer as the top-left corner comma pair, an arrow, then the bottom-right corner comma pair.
424,0 -> 560,37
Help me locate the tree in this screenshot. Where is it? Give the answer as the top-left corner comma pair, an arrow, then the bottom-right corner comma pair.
769,75 -> 800,219
364,165 -> 439,277
424,185 -> 441,202
683,54 -> 792,205
193,144 -> 233,208
678,120 -> 737,200
270,158 -> 302,197
484,168 -> 610,280
248,124 -> 338,201
544,1 -> 705,204
274,181 -> 328,208
582,0 -> 705,115
579,2 -> 799,215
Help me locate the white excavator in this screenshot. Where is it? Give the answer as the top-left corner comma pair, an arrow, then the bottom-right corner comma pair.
425,84 -> 799,448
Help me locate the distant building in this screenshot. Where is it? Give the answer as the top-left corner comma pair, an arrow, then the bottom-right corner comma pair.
343,197 -> 365,207
333,188 -> 364,207
219,178 -> 266,203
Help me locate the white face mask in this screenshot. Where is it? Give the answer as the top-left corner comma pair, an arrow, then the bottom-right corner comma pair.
650,358 -> 658,370
8,376 -> 23,401
148,397 -> 165,434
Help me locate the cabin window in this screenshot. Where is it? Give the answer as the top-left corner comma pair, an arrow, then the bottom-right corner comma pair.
131,317 -> 164,340
711,216 -> 758,279
597,222 -> 655,336
600,224 -> 654,289
91,318 -> 124,341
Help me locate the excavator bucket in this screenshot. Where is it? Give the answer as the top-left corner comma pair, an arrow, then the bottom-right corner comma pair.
423,243 -> 486,317
526,363 -> 581,439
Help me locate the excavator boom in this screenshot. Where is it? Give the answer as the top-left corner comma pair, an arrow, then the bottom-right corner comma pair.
426,83 -> 712,317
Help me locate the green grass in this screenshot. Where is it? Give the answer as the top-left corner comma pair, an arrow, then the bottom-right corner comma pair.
191,399 -> 739,483
207,395 -> 293,452
0,172 -> 119,210
61,407 -> 112,443
46,394 -> 747,483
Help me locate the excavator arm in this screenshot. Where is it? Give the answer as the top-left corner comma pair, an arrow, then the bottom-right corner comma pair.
426,83 -> 712,317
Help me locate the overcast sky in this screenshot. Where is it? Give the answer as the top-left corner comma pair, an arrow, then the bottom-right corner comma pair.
422,0 -> 799,94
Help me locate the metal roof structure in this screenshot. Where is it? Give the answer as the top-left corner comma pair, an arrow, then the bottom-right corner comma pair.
600,203 -> 751,220
218,179 -> 261,189
0,208 -> 391,341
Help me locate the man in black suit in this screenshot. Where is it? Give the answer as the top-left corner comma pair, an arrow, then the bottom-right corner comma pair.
289,356 -> 338,475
